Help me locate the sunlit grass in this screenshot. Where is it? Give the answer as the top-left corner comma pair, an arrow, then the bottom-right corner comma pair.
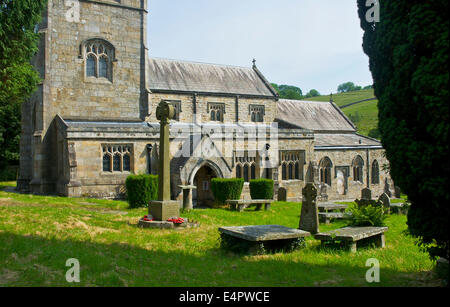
0,182 -> 440,287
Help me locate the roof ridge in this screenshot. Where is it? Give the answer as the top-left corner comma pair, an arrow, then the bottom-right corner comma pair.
149,57 -> 253,70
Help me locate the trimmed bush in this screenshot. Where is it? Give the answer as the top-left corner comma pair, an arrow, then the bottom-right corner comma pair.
249,179 -> 274,200
125,175 -> 158,208
211,178 -> 244,205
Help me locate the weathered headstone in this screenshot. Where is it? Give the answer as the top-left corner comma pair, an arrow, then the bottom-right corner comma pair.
361,187 -> 372,200
299,183 -> 319,234
148,101 -> 180,221
278,187 -> 287,202
378,193 -> 391,208
384,178 -> 392,197
394,186 -> 402,199
179,185 -> 197,211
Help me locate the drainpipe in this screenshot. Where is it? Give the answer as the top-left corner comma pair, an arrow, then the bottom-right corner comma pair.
235,95 -> 240,122
193,92 -> 197,124
366,148 -> 370,188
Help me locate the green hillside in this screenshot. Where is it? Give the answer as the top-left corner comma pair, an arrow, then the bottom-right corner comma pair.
304,89 -> 379,137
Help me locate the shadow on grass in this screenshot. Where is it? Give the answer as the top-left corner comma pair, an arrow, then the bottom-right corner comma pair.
0,232 -> 442,287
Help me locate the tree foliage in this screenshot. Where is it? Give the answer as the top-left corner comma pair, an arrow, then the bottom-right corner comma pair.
304,89 -> 320,98
0,0 -> 46,169
337,82 -> 362,93
271,83 -> 303,100
358,0 -> 449,259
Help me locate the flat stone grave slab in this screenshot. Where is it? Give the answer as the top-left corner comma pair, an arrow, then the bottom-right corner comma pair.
138,218 -> 200,230
315,226 -> 388,253
219,225 -> 311,254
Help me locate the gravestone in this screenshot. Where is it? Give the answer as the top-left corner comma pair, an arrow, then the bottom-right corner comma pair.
378,193 -> 391,208
278,187 -> 287,202
361,187 -> 372,200
148,101 -> 180,221
299,183 -> 319,234
384,178 -> 392,197
394,186 -> 402,198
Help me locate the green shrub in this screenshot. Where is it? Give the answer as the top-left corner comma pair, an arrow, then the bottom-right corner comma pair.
347,201 -> 388,227
0,166 -> 18,181
249,179 -> 274,200
211,178 -> 244,205
125,174 -> 158,208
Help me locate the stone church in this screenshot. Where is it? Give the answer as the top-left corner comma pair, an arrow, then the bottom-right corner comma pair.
18,0 -> 394,206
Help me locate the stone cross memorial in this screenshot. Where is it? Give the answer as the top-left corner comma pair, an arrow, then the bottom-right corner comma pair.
148,101 -> 180,221
299,183 -> 319,234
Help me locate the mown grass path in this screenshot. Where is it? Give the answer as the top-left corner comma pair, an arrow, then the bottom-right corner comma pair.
0,182 -> 440,287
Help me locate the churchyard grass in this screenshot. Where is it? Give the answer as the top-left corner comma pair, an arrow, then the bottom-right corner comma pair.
0,182 -> 441,287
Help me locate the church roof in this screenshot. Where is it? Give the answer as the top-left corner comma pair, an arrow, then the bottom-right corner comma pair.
276,99 -> 357,132
314,133 -> 382,149
148,58 -> 278,98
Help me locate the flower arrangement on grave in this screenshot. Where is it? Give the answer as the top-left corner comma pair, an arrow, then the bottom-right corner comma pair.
141,215 -> 154,222
167,217 -> 185,225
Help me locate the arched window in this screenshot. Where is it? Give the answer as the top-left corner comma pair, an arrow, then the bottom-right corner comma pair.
244,164 -> 249,182
83,39 -> 114,81
236,164 -> 242,179
288,163 -> 294,180
352,155 -> 364,183
103,154 -> 112,172
319,157 -> 333,186
123,153 -> 131,172
86,54 -> 97,77
295,162 -> 300,180
251,163 -> 256,180
210,110 -> 216,121
216,110 -> 221,121
282,163 -> 287,180
371,160 -> 380,184
113,153 -> 121,172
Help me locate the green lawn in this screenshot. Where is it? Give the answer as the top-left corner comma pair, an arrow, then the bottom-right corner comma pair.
0,182 -> 441,287
305,89 -> 379,137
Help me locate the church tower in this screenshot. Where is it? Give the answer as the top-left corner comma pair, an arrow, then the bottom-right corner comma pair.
18,0 -> 150,194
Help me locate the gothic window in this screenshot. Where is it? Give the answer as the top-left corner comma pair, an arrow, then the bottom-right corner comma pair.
208,103 -> 225,122
280,150 -> 305,180
102,145 -> 133,173
83,39 -> 114,81
103,153 -> 112,172
234,151 -> 257,182
282,163 -> 287,180
352,155 -> 364,183
249,105 -> 265,123
236,164 -> 242,179
319,157 -> 333,186
371,160 -> 380,184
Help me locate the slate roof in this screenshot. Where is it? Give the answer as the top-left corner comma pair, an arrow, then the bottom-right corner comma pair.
314,133 -> 382,149
148,58 -> 278,97
276,99 -> 357,132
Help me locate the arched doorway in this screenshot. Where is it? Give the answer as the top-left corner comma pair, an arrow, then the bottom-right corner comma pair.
193,165 -> 218,207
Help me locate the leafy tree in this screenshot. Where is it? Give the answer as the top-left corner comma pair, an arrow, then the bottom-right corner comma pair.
271,83 -> 303,100
305,89 -> 320,98
0,0 -> 46,170
358,1 -> 449,259
348,112 -> 361,124
363,85 -> 373,90
337,82 -> 357,93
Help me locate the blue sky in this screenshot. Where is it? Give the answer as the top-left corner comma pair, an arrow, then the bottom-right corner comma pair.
147,0 -> 373,95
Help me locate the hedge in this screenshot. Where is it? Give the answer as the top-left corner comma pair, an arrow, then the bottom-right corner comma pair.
249,179 -> 274,200
211,178 -> 244,205
125,174 -> 158,208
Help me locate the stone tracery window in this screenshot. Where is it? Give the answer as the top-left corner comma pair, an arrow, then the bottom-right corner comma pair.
352,155 -> 364,183
319,157 -> 333,186
235,151 -> 257,182
83,39 -> 114,81
249,105 -> 265,123
208,103 -> 225,122
280,150 -> 304,180
102,145 -> 132,172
